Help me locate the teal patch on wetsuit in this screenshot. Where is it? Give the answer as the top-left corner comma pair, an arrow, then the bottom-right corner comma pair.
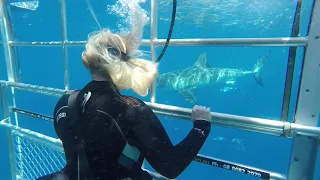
122,143 -> 140,162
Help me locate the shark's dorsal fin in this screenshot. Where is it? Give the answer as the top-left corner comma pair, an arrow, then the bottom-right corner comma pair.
195,52 -> 210,69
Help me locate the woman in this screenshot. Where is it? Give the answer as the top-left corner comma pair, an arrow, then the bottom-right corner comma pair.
38,2 -> 212,180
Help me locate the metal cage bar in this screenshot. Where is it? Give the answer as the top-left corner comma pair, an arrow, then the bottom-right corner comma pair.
6,37 -> 308,47
59,0 -> 69,91
0,1 -> 20,83
1,81 -> 320,139
0,0 -> 24,179
280,0 -> 302,123
0,0 -> 19,126
287,0 -> 320,179
149,0 -> 158,103
0,86 -> 17,180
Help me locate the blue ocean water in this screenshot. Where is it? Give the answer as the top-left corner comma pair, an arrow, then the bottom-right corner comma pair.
0,0 -> 319,179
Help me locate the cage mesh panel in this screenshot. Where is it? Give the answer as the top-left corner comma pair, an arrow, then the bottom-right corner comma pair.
13,134 -> 65,180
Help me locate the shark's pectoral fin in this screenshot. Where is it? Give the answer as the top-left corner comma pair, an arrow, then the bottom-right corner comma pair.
178,89 -> 197,104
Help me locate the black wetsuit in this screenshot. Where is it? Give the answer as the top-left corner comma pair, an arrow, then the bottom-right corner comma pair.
42,80 -> 211,180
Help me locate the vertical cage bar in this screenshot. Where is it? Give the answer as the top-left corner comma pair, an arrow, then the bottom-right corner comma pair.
0,0 -> 23,179
143,0 -> 158,169
0,85 -> 17,180
0,0 -> 19,126
0,0 -> 20,84
149,0 -> 158,103
60,0 -> 69,90
280,0 -> 302,122
287,0 -> 320,179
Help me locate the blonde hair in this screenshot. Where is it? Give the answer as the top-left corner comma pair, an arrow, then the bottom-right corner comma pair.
82,1 -> 158,96
82,29 -> 158,97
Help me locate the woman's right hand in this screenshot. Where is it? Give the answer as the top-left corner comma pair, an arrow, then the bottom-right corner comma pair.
191,105 -> 211,122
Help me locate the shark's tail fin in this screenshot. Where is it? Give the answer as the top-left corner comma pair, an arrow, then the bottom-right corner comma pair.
252,51 -> 270,87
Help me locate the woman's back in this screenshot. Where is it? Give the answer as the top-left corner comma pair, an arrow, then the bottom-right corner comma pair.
54,80 -> 150,179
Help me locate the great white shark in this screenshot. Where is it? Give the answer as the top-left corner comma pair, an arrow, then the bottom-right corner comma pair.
157,51 -> 270,104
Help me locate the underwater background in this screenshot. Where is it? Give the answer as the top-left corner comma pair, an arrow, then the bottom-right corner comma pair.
0,0 -> 320,179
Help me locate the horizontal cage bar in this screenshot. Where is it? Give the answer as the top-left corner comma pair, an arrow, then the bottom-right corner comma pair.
6,37 -> 308,47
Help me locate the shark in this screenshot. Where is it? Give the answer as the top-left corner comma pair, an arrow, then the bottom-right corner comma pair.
156,51 -> 270,104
